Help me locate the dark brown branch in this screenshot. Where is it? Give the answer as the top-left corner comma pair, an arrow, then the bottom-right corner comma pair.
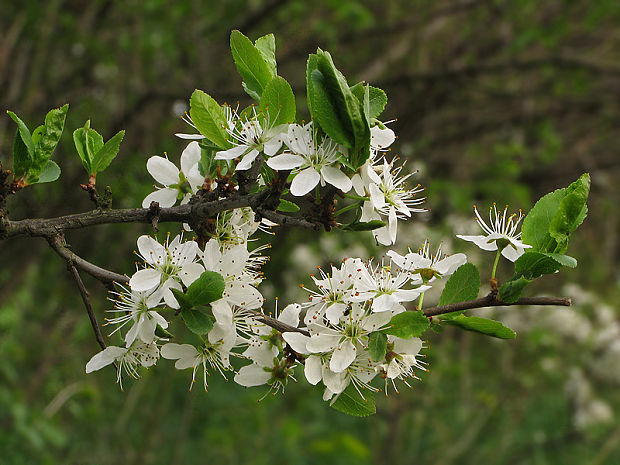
68,263 -> 107,351
249,310 -> 310,337
47,235 -> 129,285
423,293 -> 572,318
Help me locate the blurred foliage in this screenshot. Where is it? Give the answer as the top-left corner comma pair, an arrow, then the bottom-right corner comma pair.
1,0 -> 620,463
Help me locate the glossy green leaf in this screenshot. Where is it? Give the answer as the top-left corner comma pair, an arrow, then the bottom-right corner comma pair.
12,129 -> 31,178
255,33 -> 277,76
32,104 -> 68,173
170,288 -> 193,310
330,383 -> 376,417
350,83 -> 388,120
549,173 -> 590,254
92,130 -> 125,174
514,251 -> 563,279
522,187 -> 566,252
277,199 -> 300,212
7,111 -> 34,158
33,160 -> 61,184
443,315 -> 516,339
189,90 -> 230,149
498,276 -> 531,303
384,311 -> 430,338
181,306 -> 214,336
308,66 -> 352,146
438,263 -> 480,310
259,76 -> 296,126
341,220 -> 386,231
230,30 -> 274,100
368,332 -> 387,362
185,271 -> 225,307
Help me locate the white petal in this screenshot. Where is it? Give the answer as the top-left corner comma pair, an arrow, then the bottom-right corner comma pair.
329,340 -> 357,373
175,133 -> 205,140
351,173 -> 366,196
278,303 -> 301,327
146,156 -> 179,186
142,188 -> 178,208
235,149 -> 260,171
502,244 -> 524,262
243,341 -> 278,367
393,337 -> 423,355
434,253 -> 467,276
372,293 -> 398,312
266,153 -> 304,171
307,333 -> 339,353
214,145 -> 248,161
282,332 -> 310,355
325,302 -> 347,325
320,166 -> 352,193
137,236 -> 166,265
85,346 -> 127,373
388,208 -> 398,244
304,355 -> 323,385
124,321 -> 139,347
234,364 -> 271,387
369,183 -> 386,209
161,343 -> 198,360
179,262 -> 204,287
290,167 -> 320,196
456,234 -> 498,251
286,123 -> 314,155
370,126 -> 395,149
129,269 -> 161,292
180,141 -> 201,174
323,369 -> 348,394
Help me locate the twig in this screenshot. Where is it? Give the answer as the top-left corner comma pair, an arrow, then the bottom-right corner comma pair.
47,235 -> 128,285
423,293 -> 571,317
68,263 -> 107,351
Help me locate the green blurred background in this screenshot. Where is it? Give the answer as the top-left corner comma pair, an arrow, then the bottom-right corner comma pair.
1,0 -> 620,463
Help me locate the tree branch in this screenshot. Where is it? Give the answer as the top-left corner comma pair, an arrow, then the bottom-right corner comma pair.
68,263 -> 107,351
47,234 -> 128,285
423,293 -> 571,317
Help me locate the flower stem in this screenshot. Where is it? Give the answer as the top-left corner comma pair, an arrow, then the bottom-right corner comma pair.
491,249 -> 502,280
418,291 -> 425,310
343,193 -> 369,201
334,201 -> 361,217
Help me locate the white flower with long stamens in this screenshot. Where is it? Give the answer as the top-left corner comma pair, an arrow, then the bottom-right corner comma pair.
322,351 -> 380,402
306,303 -> 392,373
214,105 -> 286,171
387,241 -> 467,283
85,341 -> 159,389
378,336 -> 427,394
160,340 -> 232,391
301,259 -> 360,325
370,123 -> 396,154
267,122 -> 353,196
350,259 -> 431,313
129,234 -> 204,308
361,160 -> 426,245
142,141 -> 204,208
457,204 -> 532,262
105,285 -> 167,347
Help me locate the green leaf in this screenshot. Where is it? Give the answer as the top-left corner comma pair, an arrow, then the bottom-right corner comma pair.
367,332 -> 387,362
181,306 -> 214,336
330,383 -> 376,417
498,276 -> 531,303
443,315 -> 516,339
548,173 -> 590,254
73,121 -> 95,173
91,130 -> 125,174
255,33 -> 277,76
522,188 -> 566,252
316,50 -> 371,168
341,220 -> 386,231
384,311 -> 430,338
277,199 -> 300,212
32,160 -> 61,184
541,253 -> 577,268
350,83 -> 388,120
521,174 -> 590,254
185,271 -> 225,307
514,251 -> 563,279
230,30 -> 274,101
7,111 -> 34,158
189,90 -> 230,149
170,288 -> 193,310
308,66 -> 353,146
32,104 -> 68,173
12,129 -> 31,178
438,264 -> 480,311
259,76 -> 296,126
